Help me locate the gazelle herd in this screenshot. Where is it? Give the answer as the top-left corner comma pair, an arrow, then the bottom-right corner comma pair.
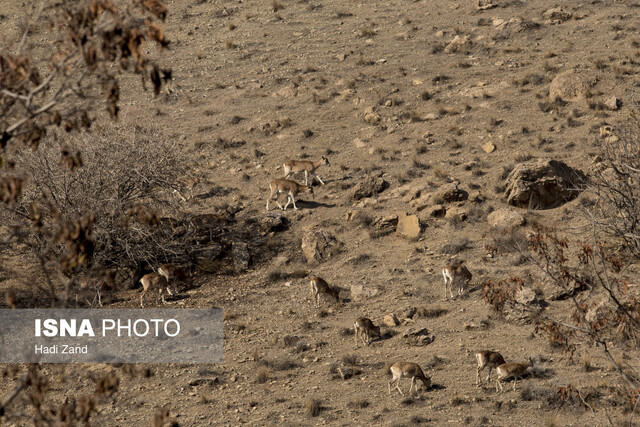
156,154 -> 537,400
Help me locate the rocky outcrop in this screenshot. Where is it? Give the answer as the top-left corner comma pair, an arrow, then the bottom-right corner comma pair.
504,159 -> 586,209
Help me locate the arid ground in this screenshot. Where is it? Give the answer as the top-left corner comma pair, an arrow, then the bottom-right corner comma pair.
2,0 -> 640,425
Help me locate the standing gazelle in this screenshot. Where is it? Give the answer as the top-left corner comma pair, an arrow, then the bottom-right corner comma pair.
388,362 -> 431,397
158,263 -> 187,296
310,276 -> 340,308
495,357 -> 533,393
139,273 -> 171,308
475,350 -> 506,386
354,317 -> 380,348
283,156 -> 330,186
443,262 -> 472,299
266,179 -> 314,211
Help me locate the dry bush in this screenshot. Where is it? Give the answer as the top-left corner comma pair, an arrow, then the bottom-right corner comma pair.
482,225 -> 640,396
0,125 -> 187,305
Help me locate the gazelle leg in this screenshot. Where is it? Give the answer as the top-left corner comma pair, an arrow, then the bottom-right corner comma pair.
304,170 -> 309,186
396,379 -> 404,397
486,367 -> 492,383
314,174 -> 325,185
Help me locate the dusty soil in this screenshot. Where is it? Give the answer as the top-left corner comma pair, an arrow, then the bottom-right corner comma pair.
2,0 -> 640,425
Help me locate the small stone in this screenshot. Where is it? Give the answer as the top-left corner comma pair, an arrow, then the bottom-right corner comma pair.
482,141 -> 496,153
604,96 -> 620,111
353,138 -> 366,148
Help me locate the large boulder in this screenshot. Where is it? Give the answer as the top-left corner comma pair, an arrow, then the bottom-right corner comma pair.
258,212 -> 289,233
402,327 -> 435,346
504,159 -> 586,209
487,209 -> 526,230
432,183 -> 468,204
549,70 -> 595,102
301,229 -> 344,263
396,213 -> 421,239
352,175 -> 389,200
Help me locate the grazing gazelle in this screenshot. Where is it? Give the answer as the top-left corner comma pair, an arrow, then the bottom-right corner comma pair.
310,276 -> 340,308
266,179 -> 314,211
443,261 -> 472,299
388,362 -> 431,397
495,357 -> 533,393
139,273 -> 171,308
354,317 -> 381,348
283,156 -> 330,186
158,263 -> 187,296
475,350 -> 506,386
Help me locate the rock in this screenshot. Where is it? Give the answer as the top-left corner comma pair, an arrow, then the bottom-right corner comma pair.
487,209 -> 526,229
432,183 -> 468,204
476,0 -> 498,10
549,70 -> 594,102
352,175 -> 389,200
232,242 -> 250,272
301,229 -> 344,263
482,141 -> 496,153
259,212 -> 289,233
276,85 -> 298,98
504,159 -> 586,209
599,125 -> 613,138
383,313 -> 400,327
353,138 -> 366,148
444,35 -> 471,54
402,327 -> 435,346
350,284 -> 380,302
396,213 -> 421,239
585,299 -> 614,324
515,287 -> 537,305
364,107 -> 381,125
427,204 -> 447,217
373,214 -> 398,229
402,307 -> 417,319
543,7 -> 572,23
604,96 -> 620,111
445,206 -> 467,222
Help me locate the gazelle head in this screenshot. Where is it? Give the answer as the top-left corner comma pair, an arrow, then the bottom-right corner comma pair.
321,156 -> 330,167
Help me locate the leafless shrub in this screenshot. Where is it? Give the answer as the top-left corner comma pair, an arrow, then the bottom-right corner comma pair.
0,125 -> 187,305
482,225 -> 640,394
439,238 -> 470,254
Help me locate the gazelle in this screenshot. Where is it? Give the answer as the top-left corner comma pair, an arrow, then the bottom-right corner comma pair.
266,179 -> 314,211
495,357 -> 533,393
158,263 -> 187,296
388,362 -> 431,397
354,317 -> 380,348
139,273 -> 171,308
310,276 -> 340,308
443,262 -> 472,299
283,156 -> 330,186
475,350 -> 506,386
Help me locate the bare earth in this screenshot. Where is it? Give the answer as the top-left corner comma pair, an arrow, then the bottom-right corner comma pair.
2,0 -> 640,425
